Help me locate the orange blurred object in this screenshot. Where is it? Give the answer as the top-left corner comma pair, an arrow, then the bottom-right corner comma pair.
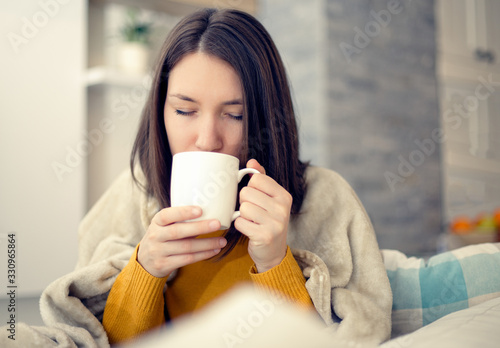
496,209 -> 500,242
450,216 -> 472,234
494,209 -> 500,228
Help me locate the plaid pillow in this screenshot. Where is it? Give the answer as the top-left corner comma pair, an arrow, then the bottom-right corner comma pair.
382,243 -> 500,337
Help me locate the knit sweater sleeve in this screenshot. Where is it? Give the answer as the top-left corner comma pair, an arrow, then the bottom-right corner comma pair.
103,244 -> 168,345
249,246 -> 314,310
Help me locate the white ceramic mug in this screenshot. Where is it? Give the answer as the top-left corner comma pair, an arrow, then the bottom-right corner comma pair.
171,151 -> 259,229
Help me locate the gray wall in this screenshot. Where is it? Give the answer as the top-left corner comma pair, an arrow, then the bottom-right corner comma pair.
260,0 -> 441,255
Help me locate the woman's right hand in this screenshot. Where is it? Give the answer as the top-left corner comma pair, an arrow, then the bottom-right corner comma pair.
137,206 -> 226,278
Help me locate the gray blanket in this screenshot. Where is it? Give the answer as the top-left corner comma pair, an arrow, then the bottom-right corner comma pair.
0,166 -> 391,347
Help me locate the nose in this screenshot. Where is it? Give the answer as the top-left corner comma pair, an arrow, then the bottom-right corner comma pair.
195,115 -> 223,152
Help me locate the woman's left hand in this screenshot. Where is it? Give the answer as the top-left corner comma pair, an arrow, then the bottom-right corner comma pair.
235,159 -> 292,273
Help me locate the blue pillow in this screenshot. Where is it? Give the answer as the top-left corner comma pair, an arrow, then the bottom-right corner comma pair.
382,243 -> 500,337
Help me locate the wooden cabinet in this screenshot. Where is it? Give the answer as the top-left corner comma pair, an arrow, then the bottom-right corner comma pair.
436,0 -> 500,232
437,0 -> 500,70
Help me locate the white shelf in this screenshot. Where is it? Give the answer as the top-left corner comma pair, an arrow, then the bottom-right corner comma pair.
89,0 -> 257,16
85,66 -> 149,87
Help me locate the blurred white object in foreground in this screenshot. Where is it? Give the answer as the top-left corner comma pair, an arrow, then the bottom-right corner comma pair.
121,285 -> 371,348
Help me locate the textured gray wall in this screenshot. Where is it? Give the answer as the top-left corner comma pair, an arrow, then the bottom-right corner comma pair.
259,0 -> 441,255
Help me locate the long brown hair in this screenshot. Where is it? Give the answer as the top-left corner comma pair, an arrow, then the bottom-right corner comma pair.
131,8 -> 308,254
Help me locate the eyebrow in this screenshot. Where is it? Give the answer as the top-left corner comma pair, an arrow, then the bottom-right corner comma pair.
169,93 -> 243,106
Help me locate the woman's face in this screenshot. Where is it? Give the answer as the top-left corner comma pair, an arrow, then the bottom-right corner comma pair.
164,52 -> 244,158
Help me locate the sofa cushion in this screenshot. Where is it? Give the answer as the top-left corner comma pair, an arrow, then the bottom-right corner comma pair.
382,242 -> 500,337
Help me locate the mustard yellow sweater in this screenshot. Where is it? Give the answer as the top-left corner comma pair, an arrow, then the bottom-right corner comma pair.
103,231 -> 313,344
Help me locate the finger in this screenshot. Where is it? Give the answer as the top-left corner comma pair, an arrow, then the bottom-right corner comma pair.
247,173 -> 292,205
240,185 -> 292,224
163,236 -> 227,256
240,186 -> 272,212
246,159 -> 266,175
234,215 -> 261,240
153,206 -> 202,226
238,201 -> 269,226
163,218 -> 222,241
164,248 -> 223,270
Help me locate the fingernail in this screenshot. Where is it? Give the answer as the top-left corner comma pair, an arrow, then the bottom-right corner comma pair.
209,220 -> 220,230
192,207 -> 201,215
219,238 -> 227,247
213,248 -> 221,254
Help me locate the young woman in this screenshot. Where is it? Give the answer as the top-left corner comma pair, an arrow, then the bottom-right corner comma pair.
78,8 -> 391,345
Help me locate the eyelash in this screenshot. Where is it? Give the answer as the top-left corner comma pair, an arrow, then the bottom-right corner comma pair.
174,110 -> 243,121
175,110 -> 195,117
228,114 -> 243,121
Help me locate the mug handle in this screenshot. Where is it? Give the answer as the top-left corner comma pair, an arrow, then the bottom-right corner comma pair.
231,168 -> 260,222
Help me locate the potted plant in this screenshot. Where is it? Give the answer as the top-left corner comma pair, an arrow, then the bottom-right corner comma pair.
117,8 -> 152,74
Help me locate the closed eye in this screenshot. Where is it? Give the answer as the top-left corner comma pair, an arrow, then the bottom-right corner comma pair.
175,109 -> 195,116
227,113 -> 243,121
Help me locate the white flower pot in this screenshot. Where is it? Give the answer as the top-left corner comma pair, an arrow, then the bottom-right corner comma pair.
117,42 -> 149,74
